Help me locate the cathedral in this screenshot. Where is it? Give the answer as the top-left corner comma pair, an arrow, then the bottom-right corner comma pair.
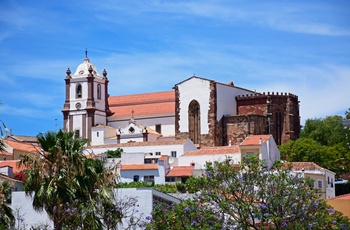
62,57 -> 300,147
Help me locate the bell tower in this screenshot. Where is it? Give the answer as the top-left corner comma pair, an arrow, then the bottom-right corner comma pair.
62,53 -> 112,141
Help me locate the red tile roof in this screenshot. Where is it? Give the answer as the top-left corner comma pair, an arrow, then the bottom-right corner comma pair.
166,166 -> 194,177
0,173 -> 23,183
121,164 -> 158,170
182,145 -> 240,156
0,160 -> 26,174
240,135 -> 272,146
108,91 -> 175,118
4,139 -> 40,152
290,162 -> 323,171
159,155 -> 167,161
329,193 -> 350,200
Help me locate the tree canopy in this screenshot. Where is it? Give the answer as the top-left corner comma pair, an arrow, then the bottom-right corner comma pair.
19,130 -> 143,230
147,157 -> 350,229
279,116 -> 350,174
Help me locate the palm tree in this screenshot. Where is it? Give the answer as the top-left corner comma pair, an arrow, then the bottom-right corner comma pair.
19,130 -> 118,230
19,130 -> 88,230
0,180 -> 14,229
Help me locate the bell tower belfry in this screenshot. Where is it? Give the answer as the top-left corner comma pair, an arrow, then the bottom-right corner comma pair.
62,54 -> 112,141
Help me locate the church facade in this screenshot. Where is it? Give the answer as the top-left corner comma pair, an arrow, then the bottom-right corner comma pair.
62,57 -> 300,147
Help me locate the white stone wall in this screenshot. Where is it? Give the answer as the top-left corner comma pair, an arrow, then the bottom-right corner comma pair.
216,84 -> 252,119
260,138 -> 280,170
177,78 -> 211,134
108,116 -> 175,137
178,153 -> 241,169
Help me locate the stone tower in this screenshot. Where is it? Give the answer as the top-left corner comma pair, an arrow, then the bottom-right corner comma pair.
61,55 -> 112,141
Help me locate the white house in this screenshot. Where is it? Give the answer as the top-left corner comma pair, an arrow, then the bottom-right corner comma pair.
290,162 -> 336,199
11,188 -> 181,229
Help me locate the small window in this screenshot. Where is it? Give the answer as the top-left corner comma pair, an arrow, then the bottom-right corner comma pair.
155,124 -> 161,134
191,162 -> 195,166
74,130 -> 80,138
2,156 -> 6,160
331,178 -> 334,188
149,152 -> 153,156
144,159 -> 152,164
165,177 -> 175,182
155,152 -> 161,156
133,175 -> 139,182
171,151 -> 177,158
144,175 -> 154,183
76,84 -> 82,98
97,132 -> 99,137
97,84 -> 101,100
318,180 -> 322,189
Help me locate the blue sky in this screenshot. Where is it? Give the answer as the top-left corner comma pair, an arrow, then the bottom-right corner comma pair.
0,0 -> 349,136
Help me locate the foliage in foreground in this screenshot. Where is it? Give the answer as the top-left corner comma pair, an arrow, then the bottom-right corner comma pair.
19,130 -> 147,230
147,157 -> 350,229
0,181 -> 14,229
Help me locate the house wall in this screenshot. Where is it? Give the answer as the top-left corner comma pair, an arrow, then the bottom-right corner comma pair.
178,153 -> 241,169
120,169 -> 161,184
326,200 -> 350,218
305,173 -> 327,199
325,170 -> 336,198
260,138 -> 280,169
11,188 -> 171,229
91,141 -> 196,157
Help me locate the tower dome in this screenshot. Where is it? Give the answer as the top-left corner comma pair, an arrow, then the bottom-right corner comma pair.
72,58 -> 102,78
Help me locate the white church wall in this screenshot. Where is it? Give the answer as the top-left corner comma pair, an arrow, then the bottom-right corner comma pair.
177,78 -> 211,134
109,116 -> 175,137
216,84 -> 253,120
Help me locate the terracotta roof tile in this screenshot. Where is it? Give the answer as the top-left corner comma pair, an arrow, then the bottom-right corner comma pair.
166,166 -> 194,177
4,139 -> 40,152
290,162 -> 323,171
121,164 -> 158,170
108,91 -> 175,118
240,135 -> 272,146
0,173 -> 23,183
8,135 -> 38,143
182,145 -> 240,156
329,193 -> 350,200
0,160 -> 27,174
159,155 -> 167,161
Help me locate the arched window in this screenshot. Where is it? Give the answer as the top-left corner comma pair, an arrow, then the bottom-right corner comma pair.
188,100 -> 200,144
76,84 -> 82,98
97,84 -> 101,99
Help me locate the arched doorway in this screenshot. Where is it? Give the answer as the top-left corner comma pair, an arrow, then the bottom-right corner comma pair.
188,100 -> 200,144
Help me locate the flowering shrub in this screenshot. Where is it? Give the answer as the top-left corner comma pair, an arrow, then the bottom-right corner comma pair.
147,157 -> 350,229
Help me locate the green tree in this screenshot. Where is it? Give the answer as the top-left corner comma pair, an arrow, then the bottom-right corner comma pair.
0,181 -> 14,229
104,148 -> 123,158
345,108 -> 350,119
19,130 -> 119,230
280,116 -> 350,174
148,158 -> 350,229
